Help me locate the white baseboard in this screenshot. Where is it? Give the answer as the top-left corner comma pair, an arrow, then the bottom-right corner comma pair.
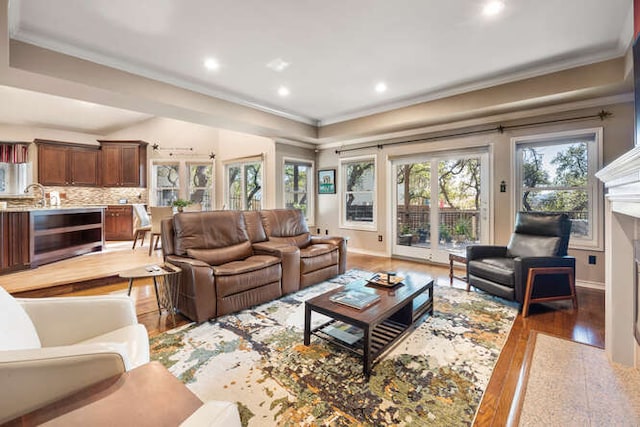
346,247 -> 388,257
576,279 -> 604,291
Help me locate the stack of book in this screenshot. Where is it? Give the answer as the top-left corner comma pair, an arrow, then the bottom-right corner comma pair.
329,289 -> 380,310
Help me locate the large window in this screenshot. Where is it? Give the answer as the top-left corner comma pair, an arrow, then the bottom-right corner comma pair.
225,159 -> 263,210
188,163 -> 213,209
283,159 -> 313,223
153,162 -> 179,207
151,160 -> 213,209
513,128 -> 602,249
340,156 -> 376,229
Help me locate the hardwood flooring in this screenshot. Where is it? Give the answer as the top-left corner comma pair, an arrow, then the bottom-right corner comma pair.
8,250 -> 605,426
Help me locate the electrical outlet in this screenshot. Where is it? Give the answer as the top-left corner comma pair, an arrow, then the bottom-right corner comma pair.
588,255 -> 596,265
378,235 -> 383,242
325,229 -> 329,235
316,228 -> 320,234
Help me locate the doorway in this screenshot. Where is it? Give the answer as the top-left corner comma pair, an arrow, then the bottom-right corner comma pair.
391,149 -> 490,263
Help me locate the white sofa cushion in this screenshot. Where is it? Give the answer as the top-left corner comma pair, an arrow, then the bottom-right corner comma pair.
0,287 -> 41,351
79,324 -> 150,370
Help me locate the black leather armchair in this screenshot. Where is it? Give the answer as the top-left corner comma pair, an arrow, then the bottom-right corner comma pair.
466,212 -> 575,306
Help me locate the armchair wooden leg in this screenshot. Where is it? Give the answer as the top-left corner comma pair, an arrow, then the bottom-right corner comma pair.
522,267 -> 576,318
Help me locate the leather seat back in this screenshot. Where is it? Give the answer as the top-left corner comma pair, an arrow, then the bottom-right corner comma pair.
259,209 -> 311,248
171,211 -> 252,264
507,212 -> 571,258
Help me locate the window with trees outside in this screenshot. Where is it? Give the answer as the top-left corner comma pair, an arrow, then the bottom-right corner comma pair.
153,162 -> 180,207
513,128 -> 602,250
152,160 -> 214,209
283,159 -> 313,223
226,159 -> 263,210
340,156 -> 376,229
188,163 -> 213,210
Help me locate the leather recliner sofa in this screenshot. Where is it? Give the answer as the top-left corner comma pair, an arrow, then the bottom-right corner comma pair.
161,209 -> 346,322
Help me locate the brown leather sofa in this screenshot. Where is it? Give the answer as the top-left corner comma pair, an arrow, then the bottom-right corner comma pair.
257,209 -> 346,288
161,209 -> 346,322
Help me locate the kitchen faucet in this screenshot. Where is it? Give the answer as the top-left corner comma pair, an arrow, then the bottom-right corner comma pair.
24,183 -> 46,208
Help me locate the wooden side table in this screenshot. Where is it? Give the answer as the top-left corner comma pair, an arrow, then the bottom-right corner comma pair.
448,252 -> 468,287
8,362 -> 202,426
120,263 -> 181,324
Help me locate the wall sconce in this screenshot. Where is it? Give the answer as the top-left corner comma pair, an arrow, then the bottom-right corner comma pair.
500,180 -> 507,193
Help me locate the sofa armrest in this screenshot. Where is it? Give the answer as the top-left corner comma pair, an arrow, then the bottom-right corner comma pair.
19,295 -> 138,347
166,255 -> 216,323
0,345 -> 128,423
310,236 -> 347,274
514,256 -> 576,303
253,242 -> 301,294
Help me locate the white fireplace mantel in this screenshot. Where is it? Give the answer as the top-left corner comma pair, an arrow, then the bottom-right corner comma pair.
596,145 -> 640,367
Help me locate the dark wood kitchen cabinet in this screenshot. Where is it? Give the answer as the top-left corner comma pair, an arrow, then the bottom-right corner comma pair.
98,140 -> 148,187
0,211 -> 30,274
104,205 -> 134,240
35,140 -> 100,186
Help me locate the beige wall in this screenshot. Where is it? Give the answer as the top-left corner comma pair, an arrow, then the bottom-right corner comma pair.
316,102 -> 634,285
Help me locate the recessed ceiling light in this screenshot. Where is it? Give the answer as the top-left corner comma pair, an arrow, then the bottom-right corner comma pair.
483,0 -> 504,16
267,58 -> 290,72
278,86 -> 290,97
375,82 -> 387,93
204,57 -> 220,71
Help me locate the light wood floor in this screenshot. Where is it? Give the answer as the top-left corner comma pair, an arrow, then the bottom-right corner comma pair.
6,249 -> 605,427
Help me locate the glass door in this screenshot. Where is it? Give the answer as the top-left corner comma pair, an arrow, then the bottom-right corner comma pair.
392,150 -> 489,263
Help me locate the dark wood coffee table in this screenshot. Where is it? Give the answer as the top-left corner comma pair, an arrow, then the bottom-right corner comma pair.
304,272 -> 434,378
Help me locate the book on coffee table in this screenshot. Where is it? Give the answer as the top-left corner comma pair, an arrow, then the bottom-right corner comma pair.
322,321 -> 363,345
329,289 -> 380,310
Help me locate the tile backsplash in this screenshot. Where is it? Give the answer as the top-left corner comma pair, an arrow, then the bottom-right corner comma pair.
3,186 -> 148,207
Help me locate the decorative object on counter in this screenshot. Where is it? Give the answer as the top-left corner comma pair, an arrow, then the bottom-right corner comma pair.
171,198 -> 191,213
24,183 -> 46,207
49,191 -> 60,206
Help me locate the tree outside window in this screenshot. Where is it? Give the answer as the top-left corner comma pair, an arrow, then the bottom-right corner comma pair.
153,163 -> 179,206
283,160 -> 312,220
341,156 -> 376,228
515,129 -> 602,249
226,160 -> 262,210
188,163 -> 213,210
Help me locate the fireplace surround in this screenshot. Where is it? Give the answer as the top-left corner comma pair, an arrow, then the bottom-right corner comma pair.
596,145 -> 640,367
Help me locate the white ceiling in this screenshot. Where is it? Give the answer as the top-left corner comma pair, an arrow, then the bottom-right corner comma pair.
6,0 -> 635,129
0,85 -> 153,135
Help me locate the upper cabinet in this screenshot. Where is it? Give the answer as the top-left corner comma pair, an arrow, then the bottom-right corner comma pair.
98,140 -> 148,187
35,140 -> 100,186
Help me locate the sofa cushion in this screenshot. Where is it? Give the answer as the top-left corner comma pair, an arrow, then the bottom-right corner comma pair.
173,211 -> 250,256
507,234 -> 561,258
188,241 -> 253,266
0,287 -> 41,351
268,234 -> 312,248
215,261 -> 282,297
468,258 -> 515,287
300,250 -> 339,275
242,211 -> 267,243
213,255 -> 281,276
300,244 -> 336,258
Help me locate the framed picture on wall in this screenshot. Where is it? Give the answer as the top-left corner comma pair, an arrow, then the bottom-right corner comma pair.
318,169 -> 336,194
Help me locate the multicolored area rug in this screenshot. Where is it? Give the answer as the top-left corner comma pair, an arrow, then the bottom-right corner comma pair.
150,270 -> 517,426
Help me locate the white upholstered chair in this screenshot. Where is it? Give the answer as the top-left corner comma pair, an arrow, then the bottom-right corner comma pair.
0,287 -> 150,423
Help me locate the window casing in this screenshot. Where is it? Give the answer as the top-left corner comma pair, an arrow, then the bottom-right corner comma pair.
339,155 -> 376,230
513,128 -> 603,250
283,158 -> 314,224
225,159 -> 263,210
